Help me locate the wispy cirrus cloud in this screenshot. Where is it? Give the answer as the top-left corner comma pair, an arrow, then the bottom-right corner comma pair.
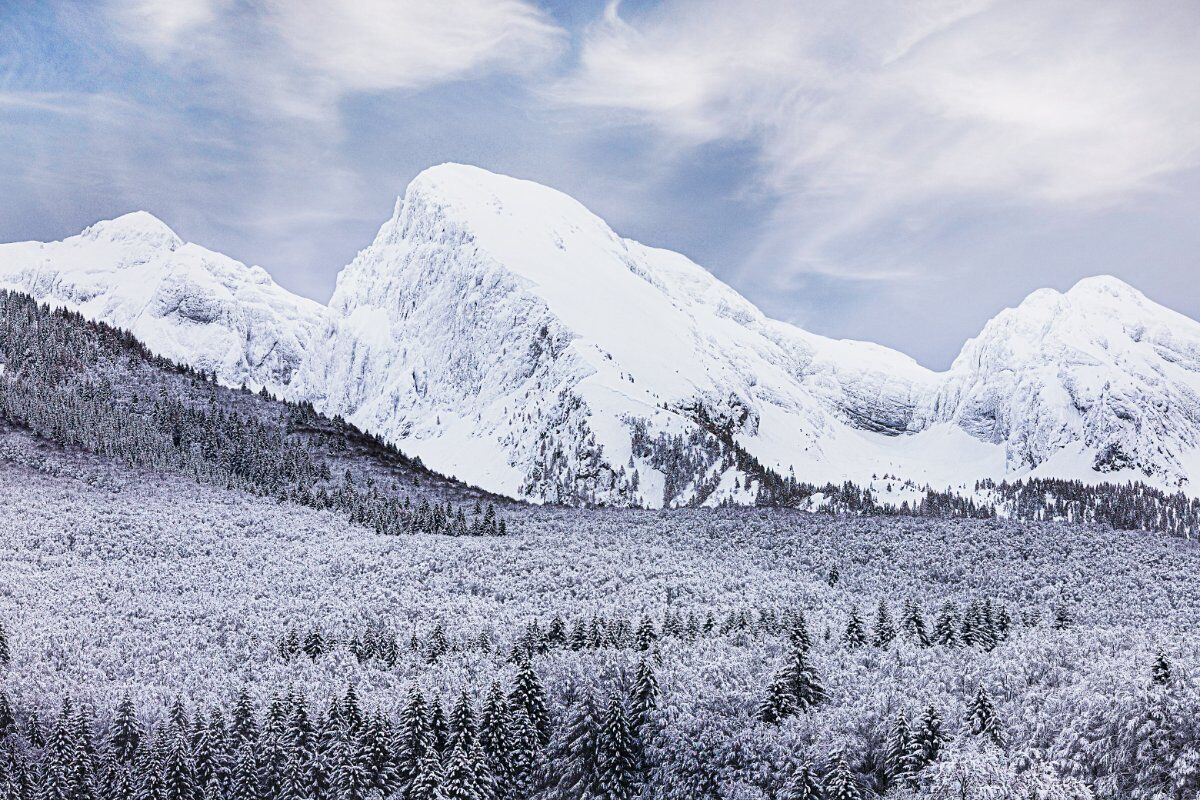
108,0 -> 567,120
555,0 -> 1200,282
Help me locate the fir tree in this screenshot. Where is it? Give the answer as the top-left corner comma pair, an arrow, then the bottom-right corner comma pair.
0,623 -> 10,666
476,683 -> 511,798
544,693 -> 602,799
448,691 -> 476,755
901,599 -> 930,646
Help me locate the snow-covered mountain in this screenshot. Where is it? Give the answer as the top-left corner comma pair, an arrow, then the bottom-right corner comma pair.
4,165 -> 1199,505
0,211 -> 323,390
925,276 -> 1200,489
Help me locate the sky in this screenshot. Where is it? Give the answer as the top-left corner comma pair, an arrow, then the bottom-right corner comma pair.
1,0 -> 1198,369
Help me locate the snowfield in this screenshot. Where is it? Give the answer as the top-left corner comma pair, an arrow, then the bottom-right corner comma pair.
4,164 -> 1199,506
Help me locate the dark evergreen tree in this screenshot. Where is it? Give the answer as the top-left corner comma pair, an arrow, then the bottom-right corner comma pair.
438,743 -> 477,800
822,752 -> 861,800
757,669 -> 796,724
509,661 -> 550,748
629,661 -> 660,729
779,762 -> 820,800
872,601 -> 896,648
914,705 -> 946,767
966,683 -> 1004,747
596,696 -> 637,800
843,608 -> 867,649
933,603 -> 959,647
885,712 -> 921,791
1152,650 -> 1173,686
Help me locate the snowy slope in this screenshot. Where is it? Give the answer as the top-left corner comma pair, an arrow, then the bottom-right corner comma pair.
5,168 -> 1199,505
293,164 -> 953,505
0,212 -> 323,391
924,276 -> 1200,489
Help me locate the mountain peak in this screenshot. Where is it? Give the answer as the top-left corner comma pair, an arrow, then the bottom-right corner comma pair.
1065,274 -> 1146,304
81,211 -> 183,251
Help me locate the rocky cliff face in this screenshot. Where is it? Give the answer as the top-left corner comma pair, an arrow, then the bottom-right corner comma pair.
6,168 -> 1198,505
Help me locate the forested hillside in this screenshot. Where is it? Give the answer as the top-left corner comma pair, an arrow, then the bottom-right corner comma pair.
2,433 -> 1200,799
0,290 -> 509,536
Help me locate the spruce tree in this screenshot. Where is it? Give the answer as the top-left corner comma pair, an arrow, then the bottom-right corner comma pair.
597,696 -> 637,800
843,608 -> 867,649
407,750 -> 441,800
630,661 -> 660,729
448,691 -> 476,755
438,743 -> 477,800
1152,650 -> 1173,686
914,705 -> 946,767
933,603 -> 959,647
162,729 -> 196,800
966,683 -> 1004,746
885,712 -> 922,791
901,599 -> 930,646
757,669 -> 796,724
872,601 -> 896,648
112,697 -> 141,763
544,693 -> 602,799
779,762 -> 820,800
509,661 -> 550,748
476,683 -> 511,799
0,623 -> 10,666
822,752 -> 861,800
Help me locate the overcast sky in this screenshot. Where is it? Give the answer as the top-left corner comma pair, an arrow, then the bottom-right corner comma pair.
2,0 -> 1198,368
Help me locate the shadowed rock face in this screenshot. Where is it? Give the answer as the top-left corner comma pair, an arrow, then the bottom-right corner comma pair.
5,167 -> 1199,504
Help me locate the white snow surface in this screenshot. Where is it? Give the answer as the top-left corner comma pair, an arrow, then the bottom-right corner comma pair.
5,166 -> 1200,504
0,212 -> 324,391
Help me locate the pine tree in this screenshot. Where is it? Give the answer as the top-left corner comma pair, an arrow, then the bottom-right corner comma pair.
827,565 -> 839,587
596,696 -> 637,800
229,742 -> 257,800
822,752 -> 861,800
1152,650 -> 1173,686
231,692 -> 257,748
779,762 -> 820,800
843,608 -> 867,648
872,601 -> 896,648
914,705 -> 946,767
509,661 -> 550,748
0,623 -> 10,666
507,706 -> 539,800
966,683 -> 1004,746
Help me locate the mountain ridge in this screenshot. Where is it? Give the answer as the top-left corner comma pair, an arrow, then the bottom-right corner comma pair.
3,162 -> 1198,505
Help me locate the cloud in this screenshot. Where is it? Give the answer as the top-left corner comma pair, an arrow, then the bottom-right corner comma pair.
556,0 -> 1200,280
107,0 -> 566,119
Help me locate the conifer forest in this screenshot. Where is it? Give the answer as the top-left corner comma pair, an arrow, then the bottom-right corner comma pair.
3,294 -> 1200,800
